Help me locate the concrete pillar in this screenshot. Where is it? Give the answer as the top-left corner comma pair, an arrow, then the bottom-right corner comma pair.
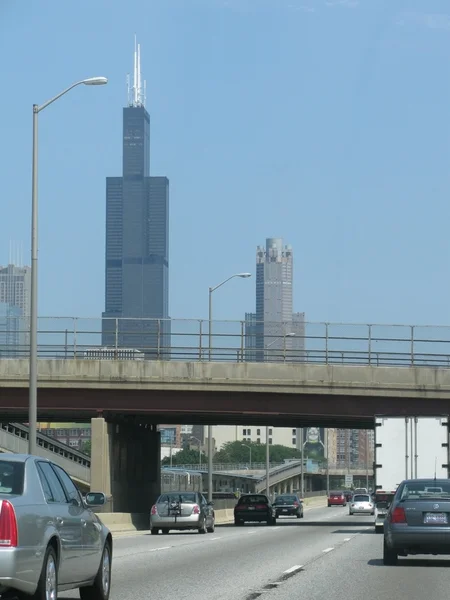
90,418 -> 160,514
90,418 -> 112,511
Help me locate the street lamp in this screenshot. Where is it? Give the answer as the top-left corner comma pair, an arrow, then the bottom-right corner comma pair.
28,76 -> 108,455
190,436 -> 203,469
207,272 -> 251,502
241,443 -> 252,469
266,332 -> 295,362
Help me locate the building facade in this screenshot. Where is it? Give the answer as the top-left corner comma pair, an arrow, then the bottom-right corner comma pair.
102,40 -> 169,356
0,264 -> 31,356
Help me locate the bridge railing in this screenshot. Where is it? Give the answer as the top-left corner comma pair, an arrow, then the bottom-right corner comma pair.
3,317 -> 450,368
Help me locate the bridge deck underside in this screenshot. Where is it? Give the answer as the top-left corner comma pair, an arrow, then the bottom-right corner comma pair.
0,386 -> 448,429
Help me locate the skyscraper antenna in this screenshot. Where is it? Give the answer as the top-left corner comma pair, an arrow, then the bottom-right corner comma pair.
129,33 -> 145,108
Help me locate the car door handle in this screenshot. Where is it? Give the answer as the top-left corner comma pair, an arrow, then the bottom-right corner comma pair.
81,519 -> 87,527
56,517 -> 64,526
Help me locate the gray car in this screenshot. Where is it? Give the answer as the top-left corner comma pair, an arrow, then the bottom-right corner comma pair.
0,454 -> 112,599
150,491 -> 215,534
383,478 -> 450,565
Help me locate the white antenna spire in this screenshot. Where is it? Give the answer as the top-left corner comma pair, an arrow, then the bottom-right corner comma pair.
130,34 -> 145,108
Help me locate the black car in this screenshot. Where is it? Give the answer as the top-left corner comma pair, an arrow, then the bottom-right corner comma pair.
234,494 -> 276,525
273,494 -> 304,519
383,478 -> 450,565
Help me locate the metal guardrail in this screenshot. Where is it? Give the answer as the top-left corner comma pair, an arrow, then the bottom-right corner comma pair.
161,470 -> 203,493
0,424 -> 90,483
163,462 -> 284,471
2,316 -> 450,367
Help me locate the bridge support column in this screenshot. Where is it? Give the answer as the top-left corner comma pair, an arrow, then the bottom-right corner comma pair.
90,418 -> 161,513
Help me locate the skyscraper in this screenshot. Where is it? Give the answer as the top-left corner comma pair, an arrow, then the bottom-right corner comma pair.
102,38 -> 170,355
0,263 -> 31,355
245,238 -> 304,361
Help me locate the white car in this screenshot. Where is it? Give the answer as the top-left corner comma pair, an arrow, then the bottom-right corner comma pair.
373,490 -> 396,533
348,494 -> 374,515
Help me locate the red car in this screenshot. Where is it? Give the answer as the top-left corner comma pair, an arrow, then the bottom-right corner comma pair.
328,490 -> 347,507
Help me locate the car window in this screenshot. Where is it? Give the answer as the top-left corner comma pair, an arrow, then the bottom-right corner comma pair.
353,495 -> 370,502
37,462 -> 67,503
238,495 -> 269,505
0,461 -> 24,495
274,495 -> 297,503
399,481 -> 450,500
52,465 -> 82,504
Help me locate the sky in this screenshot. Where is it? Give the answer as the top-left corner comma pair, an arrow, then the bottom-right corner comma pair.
1,0 -> 450,329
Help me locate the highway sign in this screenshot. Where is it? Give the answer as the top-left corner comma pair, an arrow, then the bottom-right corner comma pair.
345,474 -> 353,487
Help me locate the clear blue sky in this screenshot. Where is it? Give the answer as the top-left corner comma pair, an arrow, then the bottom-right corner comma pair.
1,0 -> 450,326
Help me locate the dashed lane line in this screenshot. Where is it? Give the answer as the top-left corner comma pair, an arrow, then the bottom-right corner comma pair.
283,565 -> 303,574
322,547 -> 334,553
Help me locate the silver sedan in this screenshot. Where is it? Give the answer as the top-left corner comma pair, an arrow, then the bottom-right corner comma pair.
0,454 -> 112,599
151,491 -> 215,534
349,494 -> 375,515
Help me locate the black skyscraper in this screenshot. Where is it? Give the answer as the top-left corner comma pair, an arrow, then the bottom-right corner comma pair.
102,40 -> 169,355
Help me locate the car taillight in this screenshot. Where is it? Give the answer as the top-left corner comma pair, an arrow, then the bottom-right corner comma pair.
255,504 -> 267,509
0,501 -> 18,547
151,505 -> 157,515
293,501 -> 299,507
390,507 -> 407,524
193,505 -> 200,514
235,505 -> 245,511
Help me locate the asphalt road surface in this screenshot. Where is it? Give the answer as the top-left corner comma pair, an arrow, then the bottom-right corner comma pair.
58,503 -> 446,600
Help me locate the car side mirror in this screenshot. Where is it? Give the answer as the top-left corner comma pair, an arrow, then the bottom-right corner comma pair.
85,492 -> 107,507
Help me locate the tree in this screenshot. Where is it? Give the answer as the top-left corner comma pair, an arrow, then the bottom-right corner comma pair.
81,440 -> 91,456
161,448 -> 203,466
213,441 -> 303,464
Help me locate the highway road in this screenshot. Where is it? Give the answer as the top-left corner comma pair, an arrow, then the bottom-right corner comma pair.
59,503 -> 449,600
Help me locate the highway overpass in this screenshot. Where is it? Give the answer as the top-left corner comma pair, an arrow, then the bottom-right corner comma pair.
0,359 -> 449,428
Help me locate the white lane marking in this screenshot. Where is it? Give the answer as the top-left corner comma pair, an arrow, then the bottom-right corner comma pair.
343,538 -> 351,542
322,547 -> 334,553
247,531 -> 257,535
210,537 -> 221,540
284,565 -> 303,574
149,546 -> 170,552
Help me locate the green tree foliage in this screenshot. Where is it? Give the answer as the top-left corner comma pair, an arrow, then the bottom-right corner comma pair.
161,448 -> 203,466
81,440 -> 91,456
213,441 -> 303,464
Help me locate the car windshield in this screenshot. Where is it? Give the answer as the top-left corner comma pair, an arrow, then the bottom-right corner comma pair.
238,495 -> 268,505
399,481 -> 450,501
158,493 -> 197,504
353,495 -> 370,502
274,495 -> 297,503
0,461 -> 24,495
330,491 -> 342,496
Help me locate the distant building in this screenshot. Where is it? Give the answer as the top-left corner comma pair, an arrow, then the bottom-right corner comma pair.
102,38 -> 170,357
245,239 -> 305,361
0,303 -> 26,357
38,423 -> 91,451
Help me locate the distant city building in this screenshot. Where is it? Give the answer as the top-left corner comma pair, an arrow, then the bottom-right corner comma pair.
244,238 -> 305,361
0,303 -> 25,357
159,425 -> 181,447
0,264 -> 31,356
102,38 -> 170,357
38,423 -> 91,451
205,425 -> 299,450
334,429 -> 374,468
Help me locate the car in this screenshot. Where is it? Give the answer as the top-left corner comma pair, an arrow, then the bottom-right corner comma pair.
344,491 -> 353,502
348,493 -> 374,515
0,454 -> 112,600
234,493 -> 276,525
272,494 -> 304,519
373,490 -> 396,533
383,478 -> 450,565
354,487 -> 368,494
327,490 -> 347,507
150,491 -> 215,534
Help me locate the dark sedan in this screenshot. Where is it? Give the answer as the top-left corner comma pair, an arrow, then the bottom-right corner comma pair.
273,494 -> 304,519
383,478 -> 450,565
234,494 -> 276,525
